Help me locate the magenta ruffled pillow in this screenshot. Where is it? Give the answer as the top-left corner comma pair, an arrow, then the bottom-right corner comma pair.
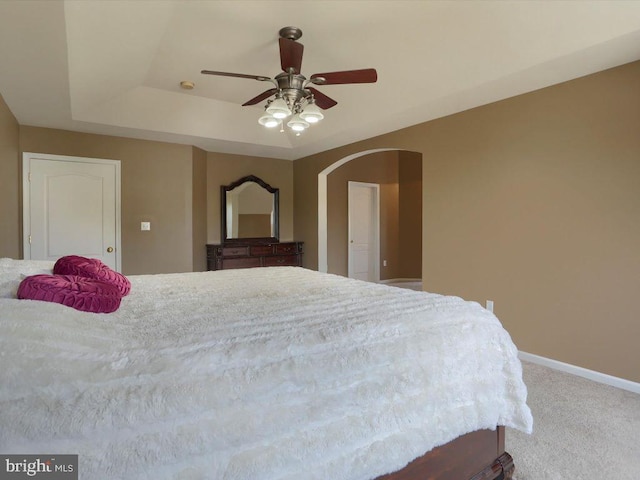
54,255 -> 130,296
17,274 -> 122,314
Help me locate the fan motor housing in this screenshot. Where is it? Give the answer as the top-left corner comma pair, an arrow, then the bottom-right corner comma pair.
275,72 -> 309,104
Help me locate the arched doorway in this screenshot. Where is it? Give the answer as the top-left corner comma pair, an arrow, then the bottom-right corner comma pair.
317,149 -> 422,278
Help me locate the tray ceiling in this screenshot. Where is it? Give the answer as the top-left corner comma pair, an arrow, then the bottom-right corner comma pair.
1,1 -> 639,160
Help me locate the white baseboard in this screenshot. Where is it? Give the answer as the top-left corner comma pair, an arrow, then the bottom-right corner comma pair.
518,351 -> 640,395
379,278 -> 422,284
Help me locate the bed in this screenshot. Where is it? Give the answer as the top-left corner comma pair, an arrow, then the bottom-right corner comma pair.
0,258 -> 532,479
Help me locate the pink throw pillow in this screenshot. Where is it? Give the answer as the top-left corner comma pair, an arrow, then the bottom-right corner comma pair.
17,274 -> 122,314
54,255 -> 131,296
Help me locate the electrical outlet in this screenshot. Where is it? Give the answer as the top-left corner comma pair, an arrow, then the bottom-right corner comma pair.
486,300 -> 494,312
141,222 -> 151,231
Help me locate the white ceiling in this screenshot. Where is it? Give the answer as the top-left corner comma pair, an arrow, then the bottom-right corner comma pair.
1,0 -> 640,161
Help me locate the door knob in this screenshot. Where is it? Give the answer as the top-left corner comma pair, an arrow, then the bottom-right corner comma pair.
107,247 -> 114,253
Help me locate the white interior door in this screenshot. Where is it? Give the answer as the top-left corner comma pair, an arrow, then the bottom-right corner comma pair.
23,153 -> 121,271
348,181 -> 380,282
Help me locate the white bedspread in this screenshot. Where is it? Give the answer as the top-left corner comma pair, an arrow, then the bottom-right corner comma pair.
0,260 -> 532,480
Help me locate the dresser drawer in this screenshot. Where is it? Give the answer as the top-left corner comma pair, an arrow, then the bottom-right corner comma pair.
250,245 -> 273,256
221,246 -> 250,257
274,243 -> 299,255
263,255 -> 299,267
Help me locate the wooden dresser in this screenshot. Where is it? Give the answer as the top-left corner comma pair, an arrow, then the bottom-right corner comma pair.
206,242 -> 303,271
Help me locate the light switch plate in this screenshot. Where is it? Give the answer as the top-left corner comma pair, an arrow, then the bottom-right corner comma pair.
141,222 -> 151,231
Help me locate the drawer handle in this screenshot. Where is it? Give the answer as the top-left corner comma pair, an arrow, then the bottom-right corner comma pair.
276,258 -> 285,264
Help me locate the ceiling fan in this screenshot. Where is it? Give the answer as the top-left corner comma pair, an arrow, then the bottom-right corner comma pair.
201,26 -> 377,132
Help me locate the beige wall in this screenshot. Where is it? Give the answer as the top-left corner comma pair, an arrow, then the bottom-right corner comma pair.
192,147 -> 208,272
294,61 -> 640,383
0,93 -> 20,258
398,152 -> 422,279
19,127 -> 198,275
206,151 -> 293,244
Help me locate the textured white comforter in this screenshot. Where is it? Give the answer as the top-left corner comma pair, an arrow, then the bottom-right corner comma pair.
0,260 -> 532,480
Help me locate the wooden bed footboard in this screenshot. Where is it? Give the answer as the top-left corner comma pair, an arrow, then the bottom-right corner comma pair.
376,426 -> 513,480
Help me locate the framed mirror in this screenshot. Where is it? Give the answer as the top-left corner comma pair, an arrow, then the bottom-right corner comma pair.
221,175 -> 279,243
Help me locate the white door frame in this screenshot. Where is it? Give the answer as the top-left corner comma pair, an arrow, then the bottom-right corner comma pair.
348,181 -> 380,282
22,152 -> 122,271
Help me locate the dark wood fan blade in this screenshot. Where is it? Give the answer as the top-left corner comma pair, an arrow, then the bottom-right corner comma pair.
279,38 -> 304,73
310,68 -> 377,85
242,89 -> 277,106
307,87 -> 337,109
201,70 -> 271,82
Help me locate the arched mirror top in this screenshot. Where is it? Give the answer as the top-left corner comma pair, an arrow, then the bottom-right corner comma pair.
221,175 -> 279,244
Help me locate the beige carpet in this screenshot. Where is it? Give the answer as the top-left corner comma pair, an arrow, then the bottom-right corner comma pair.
385,281 -> 423,291
508,361 -> 640,480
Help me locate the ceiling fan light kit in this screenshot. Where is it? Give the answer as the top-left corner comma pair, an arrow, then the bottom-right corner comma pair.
201,26 -> 377,135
